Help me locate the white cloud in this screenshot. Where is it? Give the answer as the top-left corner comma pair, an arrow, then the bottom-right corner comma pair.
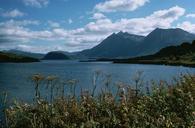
15,44 -> 66,53
0,6 -> 186,52
48,21 -> 60,28
186,13 -> 195,18
2,9 -> 25,18
91,13 -> 106,20
0,19 -> 39,27
23,0 -> 49,8
68,19 -> 73,24
86,6 -> 185,35
95,0 -> 149,12
177,21 -> 195,33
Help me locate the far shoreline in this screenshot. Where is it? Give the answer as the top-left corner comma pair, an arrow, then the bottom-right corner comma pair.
113,60 -> 195,68
79,58 -> 195,68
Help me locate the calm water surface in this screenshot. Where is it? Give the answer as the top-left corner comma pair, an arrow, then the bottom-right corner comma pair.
0,60 -> 195,102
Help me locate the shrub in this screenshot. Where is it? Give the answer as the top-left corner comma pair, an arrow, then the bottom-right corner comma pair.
2,73 -> 195,128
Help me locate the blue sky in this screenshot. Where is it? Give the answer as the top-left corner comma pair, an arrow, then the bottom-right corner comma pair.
0,0 -> 195,53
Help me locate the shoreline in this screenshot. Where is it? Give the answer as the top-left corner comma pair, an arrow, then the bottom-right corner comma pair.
79,58 -> 195,68
113,59 -> 195,68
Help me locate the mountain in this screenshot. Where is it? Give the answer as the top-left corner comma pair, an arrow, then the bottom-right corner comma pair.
4,50 -> 45,59
139,28 -> 195,55
52,51 -> 83,59
151,41 -> 195,58
42,51 -> 70,60
78,28 -> 195,58
114,40 -> 195,67
80,32 -> 144,58
0,52 -> 40,63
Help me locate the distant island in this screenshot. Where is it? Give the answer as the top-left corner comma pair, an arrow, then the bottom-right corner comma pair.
114,41 -> 195,67
42,51 -> 70,60
0,52 -> 40,63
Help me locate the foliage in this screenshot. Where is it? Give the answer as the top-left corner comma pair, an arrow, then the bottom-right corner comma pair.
2,73 -> 195,128
0,52 -> 39,63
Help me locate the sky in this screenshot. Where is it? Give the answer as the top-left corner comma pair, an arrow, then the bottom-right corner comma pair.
0,0 -> 195,53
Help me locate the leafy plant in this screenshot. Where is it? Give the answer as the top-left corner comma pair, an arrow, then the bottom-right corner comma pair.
3,73 -> 195,128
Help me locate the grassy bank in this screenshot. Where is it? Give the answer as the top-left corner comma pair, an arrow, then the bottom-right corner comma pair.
1,73 -> 195,128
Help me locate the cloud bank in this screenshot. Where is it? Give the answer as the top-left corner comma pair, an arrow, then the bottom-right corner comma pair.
2,9 -> 25,18
0,6 -> 187,52
95,0 -> 149,12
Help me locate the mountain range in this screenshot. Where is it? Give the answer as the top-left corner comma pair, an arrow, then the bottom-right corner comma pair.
80,28 -> 195,58
2,28 -> 195,59
80,32 -> 144,58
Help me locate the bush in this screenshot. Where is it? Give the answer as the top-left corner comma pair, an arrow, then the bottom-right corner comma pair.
2,73 -> 195,128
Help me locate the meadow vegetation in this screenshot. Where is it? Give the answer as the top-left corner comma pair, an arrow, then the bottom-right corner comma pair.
1,72 -> 195,128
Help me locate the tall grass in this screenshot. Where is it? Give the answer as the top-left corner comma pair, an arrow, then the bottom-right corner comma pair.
2,72 -> 195,128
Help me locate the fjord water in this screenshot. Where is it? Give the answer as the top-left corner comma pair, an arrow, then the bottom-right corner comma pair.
0,60 -> 195,103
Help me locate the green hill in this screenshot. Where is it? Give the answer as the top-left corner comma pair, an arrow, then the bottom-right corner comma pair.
0,52 -> 40,63
42,51 -> 70,60
114,40 -> 195,67
4,50 -> 45,59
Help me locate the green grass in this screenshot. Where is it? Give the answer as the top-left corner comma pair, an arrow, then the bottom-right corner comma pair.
1,73 -> 195,128
0,52 -> 39,63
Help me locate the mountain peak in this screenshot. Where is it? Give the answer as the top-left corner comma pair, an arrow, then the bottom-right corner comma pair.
117,31 -> 129,37
140,27 -> 195,56
80,28 -> 195,58
152,28 -> 171,32
152,28 -> 189,33
117,31 -> 126,35
147,28 -> 193,38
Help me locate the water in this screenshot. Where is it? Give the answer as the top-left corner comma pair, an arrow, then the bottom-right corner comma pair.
0,60 -> 195,103
0,60 -> 195,124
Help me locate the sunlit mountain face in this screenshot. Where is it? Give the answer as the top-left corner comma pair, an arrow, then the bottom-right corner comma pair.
0,0 -> 195,53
